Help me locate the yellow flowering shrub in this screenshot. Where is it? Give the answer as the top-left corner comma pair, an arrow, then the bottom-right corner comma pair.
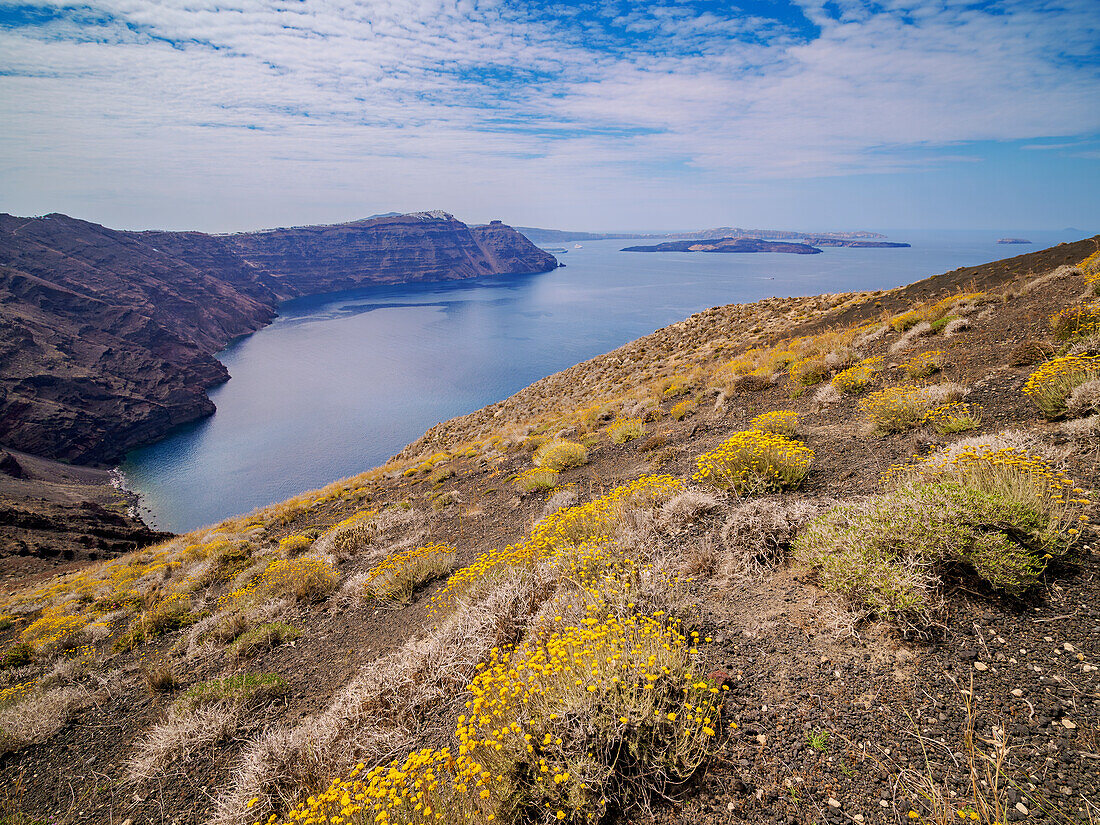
693,430 -> 814,494
513,467 -> 560,493
748,410 -> 799,437
606,418 -> 646,444
363,544 -> 456,604
20,609 -> 88,653
436,476 -> 683,606
271,606 -> 723,825
1082,250 -> 1100,294
923,402 -> 981,434
831,357 -> 883,394
789,356 -> 830,387
1023,354 -> 1100,418
859,384 -> 961,434
225,557 -> 339,606
532,439 -> 588,471
1049,304 -> 1100,341
278,535 -> 314,555
887,443 -> 1092,549
903,350 -> 946,379
670,398 -> 696,420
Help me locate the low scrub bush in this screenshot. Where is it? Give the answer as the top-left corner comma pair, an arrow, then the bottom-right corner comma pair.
670,399 -> 696,420
859,383 -> 964,434
831,357 -> 883,394
513,467 -> 560,493
733,373 -> 772,392
278,535 -> 313,555
272,608 -> 723,825
1049,304 -> 1100,341
1082,250 -> 1100,295
230,622 -> 301,659
903,350 -> 946,379
789,356 -> 830,387
1023,354 -> 1100,418
362,543 -> 456,604
794,482 -> 1071,629
532,439 -> 588,470
606,418 -> 646,444
20,609 -> 89,654
923,402 -> 982,434
1067,378 -> 1100,417
800,440 -> 1092,628
1,642 -> 33,669
176,672 -> 287,714
888,440 -> 1092,547
693,430 -> 814,494
749,410 -> 799,437
114,593 -> 199,651
660,373 -> 695,397
226,557 -> 339,606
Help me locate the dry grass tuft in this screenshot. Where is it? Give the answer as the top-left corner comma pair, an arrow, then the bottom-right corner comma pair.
0,685 -> 95,756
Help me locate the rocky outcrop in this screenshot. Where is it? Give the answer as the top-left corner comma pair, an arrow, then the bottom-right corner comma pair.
621,238 -> 822,254
0,211 -> 556,465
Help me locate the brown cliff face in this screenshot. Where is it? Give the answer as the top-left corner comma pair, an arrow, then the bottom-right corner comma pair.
216,213 -> 556,297
0,212 -> 555,465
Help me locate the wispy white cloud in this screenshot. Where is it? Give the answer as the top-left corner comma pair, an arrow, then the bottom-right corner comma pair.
0,0 -> 1098,229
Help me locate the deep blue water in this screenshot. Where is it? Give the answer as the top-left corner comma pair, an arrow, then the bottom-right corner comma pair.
120,229 -> 1080,532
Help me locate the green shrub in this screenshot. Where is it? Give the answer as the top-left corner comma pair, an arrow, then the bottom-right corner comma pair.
230,622 -> 301,659
1024,354 -> 1100,418
175,672 -> 287,713
606,418 -> 646,444
0,642 -> 33,669
513,467 -> 560,493
795,468 -> 1088,629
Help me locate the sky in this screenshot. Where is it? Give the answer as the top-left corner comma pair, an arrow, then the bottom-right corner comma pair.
1,0 -> 1098,233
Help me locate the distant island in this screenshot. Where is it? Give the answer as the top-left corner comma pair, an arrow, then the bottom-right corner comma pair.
802,237 -> 910,248
997,237 -> 1032,244
520,225 -> 893,245
622,238 -> 822,254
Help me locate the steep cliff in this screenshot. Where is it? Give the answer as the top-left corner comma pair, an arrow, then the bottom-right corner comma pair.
0,212 -> 556,464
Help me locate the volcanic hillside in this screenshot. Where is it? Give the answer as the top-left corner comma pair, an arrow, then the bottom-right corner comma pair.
1,238 -> 1099,825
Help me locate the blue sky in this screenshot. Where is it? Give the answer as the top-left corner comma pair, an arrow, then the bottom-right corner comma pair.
0,0 -> 1098,232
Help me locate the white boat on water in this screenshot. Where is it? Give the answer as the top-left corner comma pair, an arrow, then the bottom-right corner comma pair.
574,243 -> 582,248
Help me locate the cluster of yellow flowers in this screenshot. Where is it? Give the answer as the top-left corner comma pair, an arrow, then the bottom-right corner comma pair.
532,439 -> 588,471
902,350 -> 946,379
1082,250 -> 1100,293
831,356 -> 884,394
0,679 -> 35,708
670,398 -> 696,420
605,418 -> 646,444
890,292 -> 985,332
363,544 -> 456,603
20,608 -> 89,652
748,410 -> 800,437
888,443 -> 1092,545
693,429 -> 814,494
279,535 -> 314,554
270,605 -> 723,825
436,476 -> 683,608
1023,353 -> 1100,417
1049,304 -> 1100,341
512,467 -> 560,493
223,557 -> 339,607
859,384 -> 954,433
922,402 -> 982,435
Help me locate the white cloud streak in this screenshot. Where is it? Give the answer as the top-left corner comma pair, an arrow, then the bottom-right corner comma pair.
0,0 -> 1097,229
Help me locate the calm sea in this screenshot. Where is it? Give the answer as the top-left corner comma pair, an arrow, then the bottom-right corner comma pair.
120,230 -> 1077,532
